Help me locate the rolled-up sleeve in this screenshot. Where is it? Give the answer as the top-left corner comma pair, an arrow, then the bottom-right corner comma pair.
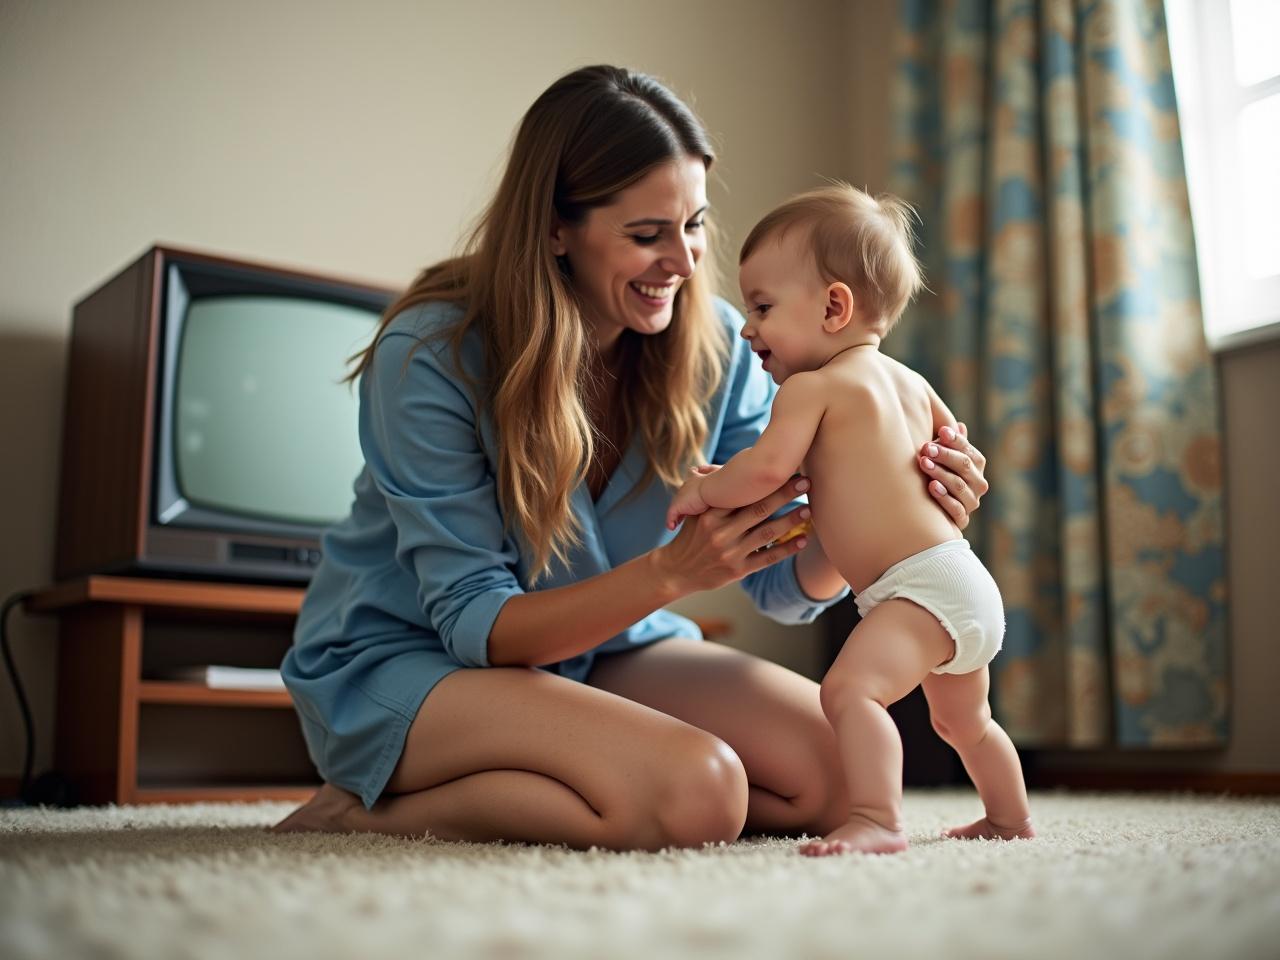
711,305 -> 850,625
359,327 -> 522,667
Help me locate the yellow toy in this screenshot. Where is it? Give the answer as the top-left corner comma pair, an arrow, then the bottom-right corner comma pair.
775,518 -> 813,545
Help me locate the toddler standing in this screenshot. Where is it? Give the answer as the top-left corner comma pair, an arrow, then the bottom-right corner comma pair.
667,184 -> 1034,855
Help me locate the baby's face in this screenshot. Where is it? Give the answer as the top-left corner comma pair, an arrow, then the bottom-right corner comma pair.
738,239 -> 829,383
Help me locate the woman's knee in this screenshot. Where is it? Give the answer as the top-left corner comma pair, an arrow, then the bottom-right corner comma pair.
641,729 -> 749,849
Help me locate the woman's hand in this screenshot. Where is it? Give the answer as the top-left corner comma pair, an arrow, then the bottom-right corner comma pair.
918,422 -> 989,530
652,473 -> 812,596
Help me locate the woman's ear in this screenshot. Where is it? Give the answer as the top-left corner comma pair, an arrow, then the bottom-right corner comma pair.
823,282 -> 855,333
549,217 -> 570,258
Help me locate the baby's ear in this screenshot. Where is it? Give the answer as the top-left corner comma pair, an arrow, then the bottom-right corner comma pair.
823,282 -> 854,332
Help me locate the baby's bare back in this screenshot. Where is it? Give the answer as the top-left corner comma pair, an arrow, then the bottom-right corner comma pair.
803,352 -> 961,593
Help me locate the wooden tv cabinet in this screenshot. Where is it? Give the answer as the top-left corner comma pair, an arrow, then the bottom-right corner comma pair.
27,577 -> 316,805
27,576 -> 730,805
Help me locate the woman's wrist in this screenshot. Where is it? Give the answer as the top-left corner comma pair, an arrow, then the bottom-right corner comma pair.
488,549 -> 686,667
645,544 -> 688,607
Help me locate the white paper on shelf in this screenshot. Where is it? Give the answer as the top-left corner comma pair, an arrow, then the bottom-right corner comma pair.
162,665 -> 286,690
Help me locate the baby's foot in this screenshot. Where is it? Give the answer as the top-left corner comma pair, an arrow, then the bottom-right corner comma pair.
943,815 -> 1035,841
271,782 -> 361,834
799,813 -> 909,856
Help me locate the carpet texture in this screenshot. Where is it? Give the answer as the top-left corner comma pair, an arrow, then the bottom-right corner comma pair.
2,789 -> 1278,959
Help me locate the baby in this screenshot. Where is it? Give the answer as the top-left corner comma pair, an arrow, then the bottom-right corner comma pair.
667,184 -> 1033,855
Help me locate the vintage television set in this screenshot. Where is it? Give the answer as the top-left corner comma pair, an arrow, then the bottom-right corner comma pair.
54,245 -> 397,584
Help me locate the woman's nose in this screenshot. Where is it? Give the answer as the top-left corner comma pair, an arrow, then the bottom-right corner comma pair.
661,237 -> 696,278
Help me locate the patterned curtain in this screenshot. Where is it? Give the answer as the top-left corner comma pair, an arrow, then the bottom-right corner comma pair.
889,0 -> 1227,746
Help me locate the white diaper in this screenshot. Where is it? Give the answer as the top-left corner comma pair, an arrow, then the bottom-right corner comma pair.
854,539 -> 1005,675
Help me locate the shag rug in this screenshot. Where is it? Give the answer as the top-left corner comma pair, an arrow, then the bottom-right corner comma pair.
2,789 -> 1278,960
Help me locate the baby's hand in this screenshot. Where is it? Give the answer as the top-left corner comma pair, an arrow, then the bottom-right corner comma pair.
667,472 -> 711,531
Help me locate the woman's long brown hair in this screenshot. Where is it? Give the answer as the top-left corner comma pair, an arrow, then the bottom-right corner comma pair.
345,65 -> 728,583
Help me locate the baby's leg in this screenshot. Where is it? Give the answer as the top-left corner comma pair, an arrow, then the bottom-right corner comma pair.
801,598 -> 955,856
921,667 -> 1034,840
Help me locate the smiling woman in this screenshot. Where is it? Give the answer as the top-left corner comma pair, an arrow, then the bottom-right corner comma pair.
274,64 -> 991,850
551,158 -> 709,348
342,68 -> 730,582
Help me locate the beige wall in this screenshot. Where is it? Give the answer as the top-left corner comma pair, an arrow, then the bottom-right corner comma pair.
0,0 -> 859,778
1213,343 -> 1280,771
3,0 -> 1274,783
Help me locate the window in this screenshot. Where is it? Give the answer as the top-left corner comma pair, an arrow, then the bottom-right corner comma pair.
1166,0 -> 1280,349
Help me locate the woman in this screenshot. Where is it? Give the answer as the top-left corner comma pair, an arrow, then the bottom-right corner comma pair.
275,65 -> 989,850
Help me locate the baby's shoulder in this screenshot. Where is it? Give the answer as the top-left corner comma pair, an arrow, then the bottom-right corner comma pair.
778,369 -> 826,393
766,371 -> 825,418
820,352 -> 887,390
876,353 -> 933,398
821,354 -> 925,413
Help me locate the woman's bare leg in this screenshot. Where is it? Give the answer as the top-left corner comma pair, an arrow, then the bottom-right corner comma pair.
273,771 -> 601,845
274,666 -> 748,851
585,637 -> 849,838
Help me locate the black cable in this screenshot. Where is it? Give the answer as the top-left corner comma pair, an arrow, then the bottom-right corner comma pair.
1,590 -> 37,802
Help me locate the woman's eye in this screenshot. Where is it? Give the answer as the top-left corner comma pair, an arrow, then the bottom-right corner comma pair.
632,234 -> 660,246
686,220 -> 704,232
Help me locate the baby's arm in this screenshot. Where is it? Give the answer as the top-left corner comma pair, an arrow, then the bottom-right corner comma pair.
665,373 -> 826,530
701,371 -> 826,507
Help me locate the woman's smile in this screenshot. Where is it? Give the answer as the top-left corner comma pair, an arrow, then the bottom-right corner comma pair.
629,280 -> 679,306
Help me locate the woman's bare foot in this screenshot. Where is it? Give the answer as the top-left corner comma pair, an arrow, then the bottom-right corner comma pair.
272,782 -> 362,833
943,815 -> 1035,841
798,814 -> 909,856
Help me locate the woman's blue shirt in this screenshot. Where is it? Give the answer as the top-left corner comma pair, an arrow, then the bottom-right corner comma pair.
281,297 -> 849,807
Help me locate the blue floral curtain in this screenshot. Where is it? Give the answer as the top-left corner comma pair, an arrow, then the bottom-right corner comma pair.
890,0 -> 1227,746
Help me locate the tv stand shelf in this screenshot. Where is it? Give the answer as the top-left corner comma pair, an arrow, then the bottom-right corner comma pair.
28,576 -> 731,806
27,576 -> 321,805
29,576 -> 306,617
138,681 -> 293,709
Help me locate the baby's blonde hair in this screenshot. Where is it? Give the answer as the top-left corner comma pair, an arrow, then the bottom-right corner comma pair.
739,182 -> 924,334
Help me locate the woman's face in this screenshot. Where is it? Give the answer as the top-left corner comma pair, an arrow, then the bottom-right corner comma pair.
551,157 -> 708,355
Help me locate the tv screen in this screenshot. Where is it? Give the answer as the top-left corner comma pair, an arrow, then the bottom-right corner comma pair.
171,295 -> 373,527
56,245 -> 397,583
155,262 -> 385,540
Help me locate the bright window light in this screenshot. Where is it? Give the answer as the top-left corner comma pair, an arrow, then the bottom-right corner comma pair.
1167,0 -> 1280,348
1238,94 -> 1280,279
1229,0 -> 1280,85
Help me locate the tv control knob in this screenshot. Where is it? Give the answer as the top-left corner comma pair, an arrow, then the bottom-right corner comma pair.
307,549 -> 322,565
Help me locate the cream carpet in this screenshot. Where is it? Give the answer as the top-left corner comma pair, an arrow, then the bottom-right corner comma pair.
2,789 -> 1278,960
